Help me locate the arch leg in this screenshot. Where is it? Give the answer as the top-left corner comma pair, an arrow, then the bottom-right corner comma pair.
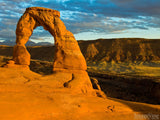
13,13 -> 36,65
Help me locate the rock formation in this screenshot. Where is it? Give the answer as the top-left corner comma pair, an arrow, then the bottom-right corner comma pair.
13,7 -> 86,71
85,43 -> 99,60
6,7 -> 95,94
90,77 -> 107,98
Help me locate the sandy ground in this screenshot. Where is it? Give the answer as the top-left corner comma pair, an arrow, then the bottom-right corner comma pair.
0,67 -> 160,120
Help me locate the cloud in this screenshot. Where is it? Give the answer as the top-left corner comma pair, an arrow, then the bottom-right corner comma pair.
0,0 -> 160,42
0,28 -> 15,41
61,0 -> 160,35
111,0 -> 160,17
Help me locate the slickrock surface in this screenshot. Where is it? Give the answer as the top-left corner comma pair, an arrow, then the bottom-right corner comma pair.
0,67 -> 160,120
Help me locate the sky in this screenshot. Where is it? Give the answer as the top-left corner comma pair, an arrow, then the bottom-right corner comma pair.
0,0 -> 160,43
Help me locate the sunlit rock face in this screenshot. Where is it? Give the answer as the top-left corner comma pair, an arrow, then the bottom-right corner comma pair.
13,7 -> 87,71
8,7 -> 96,95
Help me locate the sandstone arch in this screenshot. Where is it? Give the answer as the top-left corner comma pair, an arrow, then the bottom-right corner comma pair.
6,7 -> 97,95
13,7 -> 87,72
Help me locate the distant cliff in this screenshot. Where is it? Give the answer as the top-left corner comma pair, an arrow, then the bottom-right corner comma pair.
79,38 -> 160,62
0,38 -> 160,62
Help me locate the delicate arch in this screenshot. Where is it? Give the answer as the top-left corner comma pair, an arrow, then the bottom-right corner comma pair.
13,7 -> 87,72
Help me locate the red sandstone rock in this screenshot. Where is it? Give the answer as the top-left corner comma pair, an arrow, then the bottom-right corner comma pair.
13,45 -> 30,65
10,7 -> 94,94
14,7 -> 87,71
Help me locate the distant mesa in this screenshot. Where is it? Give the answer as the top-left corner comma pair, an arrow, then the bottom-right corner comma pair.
0,40 -> 53,46
79,38 -> 160,62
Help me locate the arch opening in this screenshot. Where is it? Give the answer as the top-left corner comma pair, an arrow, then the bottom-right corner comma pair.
30,26 -> 54,44
27,26 -> 55,75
